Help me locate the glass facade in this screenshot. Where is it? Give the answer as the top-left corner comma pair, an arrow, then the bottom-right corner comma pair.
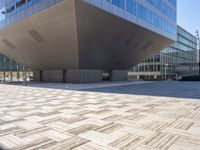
0,54 -> 31,82
83,0 -> 177,40
0,0 -> 64,29
0,0 -> 177,39
0,54 -> 27,71
131,26 -> 198,79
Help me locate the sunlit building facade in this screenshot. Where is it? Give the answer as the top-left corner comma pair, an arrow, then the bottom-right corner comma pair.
0,0 -> 177,83
130,25 -> 198,79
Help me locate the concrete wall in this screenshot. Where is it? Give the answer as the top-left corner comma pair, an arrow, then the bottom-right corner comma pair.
33,70 -> 129,83
42,70 -> 63,83
33,71 -> 41,82
111,70 -> 128,81
66,70 -> 102,83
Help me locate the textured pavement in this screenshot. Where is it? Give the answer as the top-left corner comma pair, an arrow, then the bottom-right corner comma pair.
0,81 -> 200,150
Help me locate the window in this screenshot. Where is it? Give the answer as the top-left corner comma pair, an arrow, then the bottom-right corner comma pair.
112,0 -> 124,9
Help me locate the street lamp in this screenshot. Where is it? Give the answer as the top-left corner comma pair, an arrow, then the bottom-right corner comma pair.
165,63 -> 169,80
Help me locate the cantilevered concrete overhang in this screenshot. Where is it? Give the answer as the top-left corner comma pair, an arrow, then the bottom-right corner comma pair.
0,0 -> 174,70
0,0 -> 79,70
75,0 -> 174,70
0,0 -> 175,82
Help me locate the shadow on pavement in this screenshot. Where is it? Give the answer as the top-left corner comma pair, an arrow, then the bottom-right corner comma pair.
1,80 -> 200,100
83,81 -> 200,100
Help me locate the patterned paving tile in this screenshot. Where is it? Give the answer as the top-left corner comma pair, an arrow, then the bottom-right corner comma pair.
0,82 -> 199,149
143,133 -> 179,150
109,133 -> 144,149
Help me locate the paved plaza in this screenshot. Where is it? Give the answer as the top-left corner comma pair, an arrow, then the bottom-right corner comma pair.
0,81 -> 200,150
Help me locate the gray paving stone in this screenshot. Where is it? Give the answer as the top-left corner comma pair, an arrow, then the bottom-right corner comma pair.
0,81 -> 199,150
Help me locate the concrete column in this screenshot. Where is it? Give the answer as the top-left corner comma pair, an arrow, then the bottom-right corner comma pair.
17,71 -> 20,81
66,70 -> 102,83
111,70 -> 128,81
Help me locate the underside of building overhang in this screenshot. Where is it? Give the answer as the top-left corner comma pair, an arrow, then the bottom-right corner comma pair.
0,0 -> 173,71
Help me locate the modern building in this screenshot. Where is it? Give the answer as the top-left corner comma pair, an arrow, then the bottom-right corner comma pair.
0,0 -> 177,83
0,53 -> 31,82
130,25 -> 198,79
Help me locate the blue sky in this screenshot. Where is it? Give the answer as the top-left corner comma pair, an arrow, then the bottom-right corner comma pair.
177,0 -> 200,35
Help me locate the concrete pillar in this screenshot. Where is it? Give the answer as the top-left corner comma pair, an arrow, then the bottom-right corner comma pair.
17,71 -> 20,81
66,70 -> 102,83
111,70 -> 128,81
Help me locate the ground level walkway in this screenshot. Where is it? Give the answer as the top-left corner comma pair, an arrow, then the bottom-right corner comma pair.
0,81 -> 200,150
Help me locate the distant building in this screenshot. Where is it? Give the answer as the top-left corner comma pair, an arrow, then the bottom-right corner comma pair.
0,0 -> 176,83
130,25 -> 198,80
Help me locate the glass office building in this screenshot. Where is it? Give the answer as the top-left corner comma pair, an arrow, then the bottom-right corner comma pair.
0,0 -> 64,29
130,25 -> 198,79
0,0 -> 177,83
0,0 -> 177,40
84,0 -> 177,40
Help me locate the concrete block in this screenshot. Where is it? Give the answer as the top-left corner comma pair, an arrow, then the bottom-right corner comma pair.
67,70 -> 102,83
111,70 -> 128,81
43,70 -> 63,83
